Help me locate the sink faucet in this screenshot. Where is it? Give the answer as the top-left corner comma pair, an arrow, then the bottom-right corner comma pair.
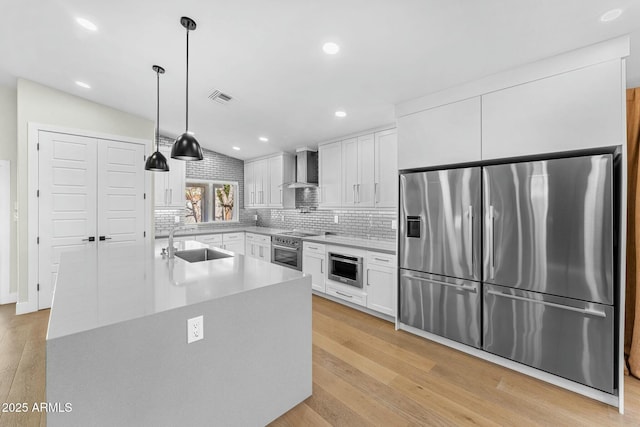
168,225 -> 190,259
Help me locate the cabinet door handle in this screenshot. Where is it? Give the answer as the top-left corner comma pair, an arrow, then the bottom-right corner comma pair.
320,259 -> 323,274
357,184 -> 360,204
259,246 -> 263,257
82,236 -> 95,242
280,189 -> 283,204
165,189 -> 168,205
352,184 -> 356,204
335,291 -> 353,299
374,183 -> 378,204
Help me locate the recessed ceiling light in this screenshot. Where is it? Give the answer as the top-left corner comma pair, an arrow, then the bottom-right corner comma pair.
322,42 -> 340,55
335,110 -> 347,118
232,146 -> 240,151
259,136 -> 269,142
76,17 -> 98,31
75,81 -> 91,89
600,8 -> 622,22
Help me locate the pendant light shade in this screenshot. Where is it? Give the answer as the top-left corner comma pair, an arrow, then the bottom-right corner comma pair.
172,16 -> 203,161
145,65 -> 170,172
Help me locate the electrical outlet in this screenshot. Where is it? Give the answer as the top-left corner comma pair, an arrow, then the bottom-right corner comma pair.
174,215 -> 180,224
187,315 -> 204,344
253,214 -> 258,221
391,220 -> 397,230
334,215 -> 339,224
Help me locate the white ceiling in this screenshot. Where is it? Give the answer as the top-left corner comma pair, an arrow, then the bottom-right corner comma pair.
2,0 -> 640,160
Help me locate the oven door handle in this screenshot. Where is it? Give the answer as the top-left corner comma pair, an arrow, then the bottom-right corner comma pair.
272,244 -> 299,252
329,256 -> 361,265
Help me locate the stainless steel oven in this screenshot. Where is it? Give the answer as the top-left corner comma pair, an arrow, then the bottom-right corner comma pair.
271,231 -> 319,271
271,241 -> 301,270
328,252 -> 363,288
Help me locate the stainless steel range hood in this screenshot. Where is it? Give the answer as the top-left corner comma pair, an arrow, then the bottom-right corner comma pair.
286,149 -> 318,189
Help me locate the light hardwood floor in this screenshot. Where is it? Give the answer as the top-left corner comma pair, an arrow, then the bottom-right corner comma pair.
2,297 -> 640,426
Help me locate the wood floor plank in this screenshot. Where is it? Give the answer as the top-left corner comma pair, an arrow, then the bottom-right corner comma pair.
312,361 -> 413,427
3,297 -> 640,426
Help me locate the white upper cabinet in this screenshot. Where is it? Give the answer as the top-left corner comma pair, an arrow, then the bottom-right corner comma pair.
342,135 -> 375,207
397,97 -> 481,170
374,129 -> 397,208
244,154 -> 295,209
155,147 -> 185,208
341,137 -> 358,206
244,161 -> 254,207
320,129 -> 397,209
481,60 -> 624,160
318,141 -> 342,208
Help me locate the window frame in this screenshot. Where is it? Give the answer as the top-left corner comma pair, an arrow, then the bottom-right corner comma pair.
184,178 -> 240,223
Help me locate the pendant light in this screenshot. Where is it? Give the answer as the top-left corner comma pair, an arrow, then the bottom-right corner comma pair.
145,65 -> 170,171
171,16 -> 203,161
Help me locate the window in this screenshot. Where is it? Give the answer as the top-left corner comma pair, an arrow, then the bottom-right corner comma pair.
185,180 -> 238,223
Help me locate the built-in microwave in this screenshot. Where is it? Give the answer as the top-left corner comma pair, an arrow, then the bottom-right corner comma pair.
328,252 -> 363,288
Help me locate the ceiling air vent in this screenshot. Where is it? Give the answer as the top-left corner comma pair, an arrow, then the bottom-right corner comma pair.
208,89 -> 233,104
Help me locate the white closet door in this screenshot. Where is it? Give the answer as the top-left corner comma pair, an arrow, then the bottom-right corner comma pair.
97,139 -> 146,248
38,132 -> 97,310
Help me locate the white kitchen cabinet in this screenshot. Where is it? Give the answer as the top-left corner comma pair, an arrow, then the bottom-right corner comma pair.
481,60 -> 624,160
244,154 -> 295,209
341,135 -> 375,207
365,251 -> 396,317
341,137 -> 358,206
374,129 -> 398,208
155,147 -> 186,208
246,233 -> 271,262
302,242 -> 326,293
221,232 -> 245,255
244,161 -> 254,207
318,141 -> 343,208
195,234 -> 222,248
397,97 -> 481,170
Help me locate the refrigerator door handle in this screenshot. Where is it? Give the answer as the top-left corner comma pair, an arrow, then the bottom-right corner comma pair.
489,205 -> 495,279
467,205 -> 473,277
486,290 -> 607,318
404,274 -> 477,292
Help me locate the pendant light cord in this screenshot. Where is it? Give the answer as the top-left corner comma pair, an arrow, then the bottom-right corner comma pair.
185,27 -> 189,132
156,69 -> 160,152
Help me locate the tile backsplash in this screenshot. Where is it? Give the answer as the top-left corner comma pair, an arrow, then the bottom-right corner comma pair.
257,206 -> 397,241
154,137 -> 396,240
154,135 -> 256,236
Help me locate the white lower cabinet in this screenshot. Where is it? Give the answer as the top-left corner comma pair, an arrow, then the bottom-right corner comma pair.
195,234 -> 222,247
246,233 -> 271,263
365,251 -> 397,317
303,242 -> 326,293
221,232 -> 245,255
326,282 -> 367,307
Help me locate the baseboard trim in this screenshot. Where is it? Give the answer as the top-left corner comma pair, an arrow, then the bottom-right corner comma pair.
15,300 -> 37,315
0,292 -> 17,305
312,290 -> 395,323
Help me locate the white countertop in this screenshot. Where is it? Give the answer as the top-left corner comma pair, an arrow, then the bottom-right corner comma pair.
47,240 -> 305,340
303,235 -> 396,254
156,226 -> 396,254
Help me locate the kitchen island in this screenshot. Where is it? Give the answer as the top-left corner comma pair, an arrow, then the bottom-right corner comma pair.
46,241 -> 312,427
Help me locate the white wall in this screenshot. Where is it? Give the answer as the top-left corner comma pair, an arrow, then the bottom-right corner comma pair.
0,85 -> 17,296
16,79 -> 154,308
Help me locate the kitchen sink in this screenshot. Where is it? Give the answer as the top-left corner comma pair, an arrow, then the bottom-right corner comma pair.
175,248 -> 233,263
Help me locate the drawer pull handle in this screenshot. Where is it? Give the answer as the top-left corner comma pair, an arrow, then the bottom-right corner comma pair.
308,246 -> 318,250
335,291 -> 353,299
486,290 -> 606,318
373,257 -> 389,262
404,274 -> 476,292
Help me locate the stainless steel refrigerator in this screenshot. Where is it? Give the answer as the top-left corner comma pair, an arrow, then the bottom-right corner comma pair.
399,154 -> 615,393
